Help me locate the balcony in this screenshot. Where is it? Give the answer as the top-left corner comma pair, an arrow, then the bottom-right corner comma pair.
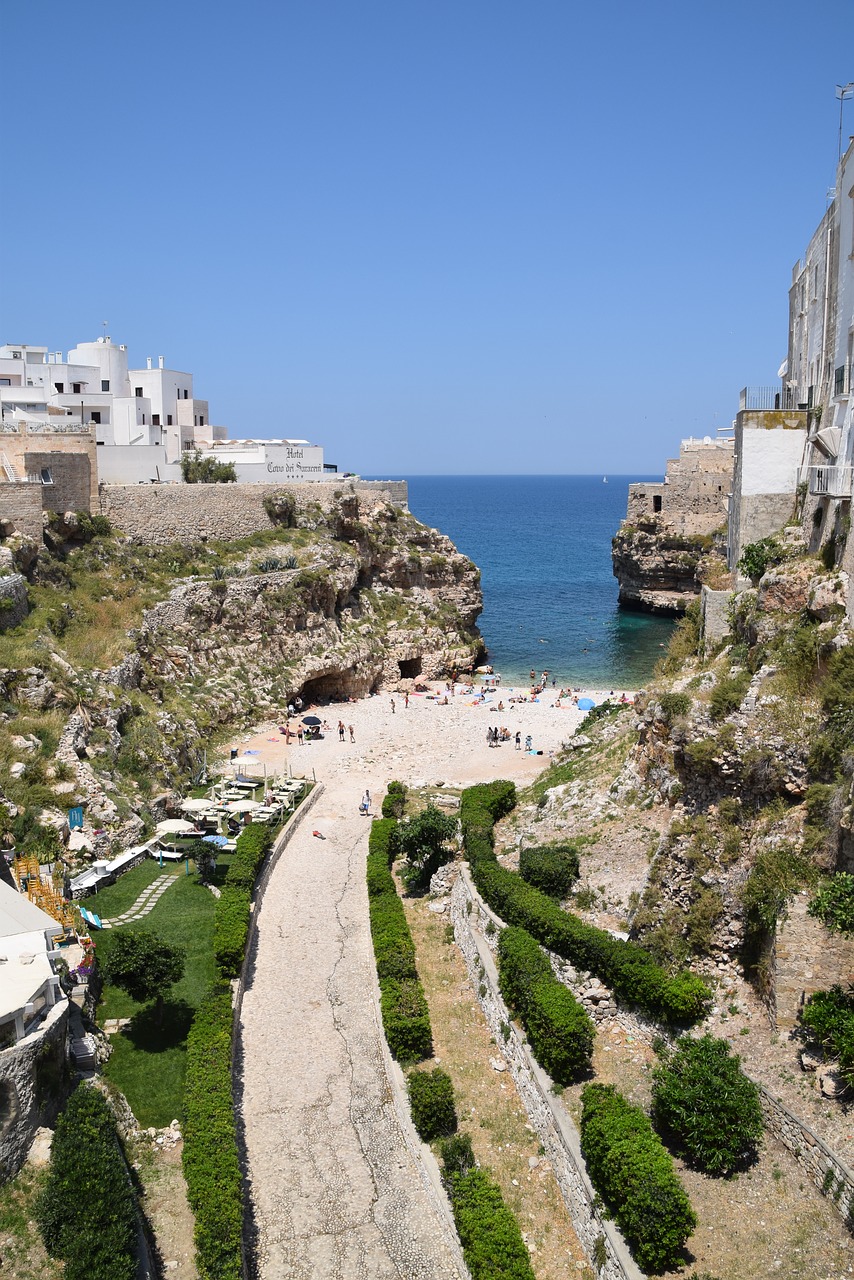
805,465 -> 853,498
739,386 -> 804,411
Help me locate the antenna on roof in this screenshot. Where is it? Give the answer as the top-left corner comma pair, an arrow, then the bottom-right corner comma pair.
836,83 -> 854,161
102,320 -> 109,342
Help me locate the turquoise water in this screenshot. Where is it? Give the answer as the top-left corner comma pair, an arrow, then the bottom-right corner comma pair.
402,475 -> 674,689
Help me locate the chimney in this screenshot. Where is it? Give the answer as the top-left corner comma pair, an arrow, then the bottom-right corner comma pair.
158,355 -> 164,369
146,357 -> 152,370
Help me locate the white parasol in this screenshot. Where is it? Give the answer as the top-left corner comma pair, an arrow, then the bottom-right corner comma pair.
226,798 -> 262,814
180,797 -> 216,814
156,818 -> 197,834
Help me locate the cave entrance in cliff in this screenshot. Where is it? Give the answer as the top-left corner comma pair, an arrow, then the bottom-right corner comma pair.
300,670 -> 357,703
398,658 -> 422,679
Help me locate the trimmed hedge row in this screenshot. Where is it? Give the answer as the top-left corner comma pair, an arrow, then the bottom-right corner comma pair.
407,1067 -> 457,1140
460,783 -> 710,1026
367,814 -> 432,1061
447,1167 -> 536,1280
214,822 -> 274,977
497,926 -> 594,1083
183,984 -> 243,1280
36,1085 -> 137,1280
381,779 -> 407,819
580,1083 -> 696,1273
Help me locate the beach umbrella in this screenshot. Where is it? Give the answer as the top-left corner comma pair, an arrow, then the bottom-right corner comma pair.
577,697 -> 596,710
203,834 -> 229,847
232,755 -> 262,767
227,798 -> 262,813
302,715 -> 322,726
180,797 -> 215,813
156,818 -> 196,834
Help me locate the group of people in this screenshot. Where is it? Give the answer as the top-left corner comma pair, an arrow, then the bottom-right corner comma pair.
337,721 -> 356,743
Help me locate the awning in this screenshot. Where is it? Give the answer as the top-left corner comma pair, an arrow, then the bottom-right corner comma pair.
811,427 -> 842,459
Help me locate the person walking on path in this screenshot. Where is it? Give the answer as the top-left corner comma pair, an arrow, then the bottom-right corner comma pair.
359,789 -> 371,815
348,724 -> 355,742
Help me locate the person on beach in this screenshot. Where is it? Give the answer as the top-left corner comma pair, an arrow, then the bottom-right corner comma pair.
530,668 -> 536,684
404,691 -> 409,708
297,726 -> 304,746
349,724 -> 355,742
515,731 -> 521,750
338,721 -> 346,742
525,734 -> 532,752
390,698 -> 396,714
359,789 -> 371,815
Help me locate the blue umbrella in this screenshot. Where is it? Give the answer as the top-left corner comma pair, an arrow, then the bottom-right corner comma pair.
577,697 -> 596,710
203,834 -> 229,847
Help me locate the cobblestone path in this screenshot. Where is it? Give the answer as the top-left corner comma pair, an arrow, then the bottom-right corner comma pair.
100,872 -> 179,928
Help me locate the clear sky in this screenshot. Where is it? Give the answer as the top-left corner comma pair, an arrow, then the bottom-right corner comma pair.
2,1 -> 852,474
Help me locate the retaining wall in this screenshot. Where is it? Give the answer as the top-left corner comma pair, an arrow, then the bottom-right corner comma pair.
0,1001 -> 69,1181
99,479 -> 408,545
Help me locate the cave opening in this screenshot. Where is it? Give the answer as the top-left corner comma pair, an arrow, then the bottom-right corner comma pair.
398,658 -> 422,679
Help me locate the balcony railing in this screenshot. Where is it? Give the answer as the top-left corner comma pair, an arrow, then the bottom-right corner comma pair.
739,386 -> 804,411
806,465 -> 853,498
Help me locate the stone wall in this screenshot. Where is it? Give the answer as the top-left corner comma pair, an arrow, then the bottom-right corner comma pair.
700,585 -> 731,654
773,894 -> 854,1031
727,412 -> 807,567
99,479 -> 408,544
0,425 -> 98,509
626,438 -> 733,537
451,868 -> 643,1280
0,482 -> 43,540
0,1001 -> 69,1181
25,451 -> 93,516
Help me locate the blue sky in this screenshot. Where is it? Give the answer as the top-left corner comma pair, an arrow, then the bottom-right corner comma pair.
2,1 -> 852,474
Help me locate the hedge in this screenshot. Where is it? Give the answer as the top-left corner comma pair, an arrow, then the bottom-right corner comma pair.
445,1167 -> 535,1280
36,1085 -> 137,1280
460,783 -> 710,1026
407,1067 -> 457,1140
214,822 -> 274,977
580,1083 -> 696,1273
497,926 -> 593,1083
381,780 -> 407,819
518,842 -> 580,898
367,815 -> 433,1061
183,984 -> 243,1280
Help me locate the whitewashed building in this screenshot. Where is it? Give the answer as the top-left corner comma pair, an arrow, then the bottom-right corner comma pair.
0,337 -> 331,485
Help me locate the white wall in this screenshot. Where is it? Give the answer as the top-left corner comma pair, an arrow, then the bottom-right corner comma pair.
740,428 -> 805,495
96,445 -> 181,484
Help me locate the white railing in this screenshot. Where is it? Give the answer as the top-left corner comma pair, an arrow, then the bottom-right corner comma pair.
25,420 -> 91,435
806,465 -> 854,498
0,452 -> 19,481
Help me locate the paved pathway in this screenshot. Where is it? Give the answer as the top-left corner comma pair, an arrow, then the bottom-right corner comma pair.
100,873 -> 179,928
236,775 -> 466,1278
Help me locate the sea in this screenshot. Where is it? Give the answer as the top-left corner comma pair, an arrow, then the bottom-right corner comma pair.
398,475 -> 674,691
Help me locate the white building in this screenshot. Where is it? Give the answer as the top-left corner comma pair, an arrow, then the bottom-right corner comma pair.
0,881 -> 62,1047
0,337 -> 331,485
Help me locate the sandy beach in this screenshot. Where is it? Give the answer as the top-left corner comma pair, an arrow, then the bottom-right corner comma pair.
222,680 -> 635,796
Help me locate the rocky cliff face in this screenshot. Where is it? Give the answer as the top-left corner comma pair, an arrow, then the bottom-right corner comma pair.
611,517 -> 728,614
0,491 -> 482,858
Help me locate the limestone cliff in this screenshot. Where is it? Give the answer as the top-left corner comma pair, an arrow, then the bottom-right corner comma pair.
611,519 -> 723,613
0,487 -> 482,858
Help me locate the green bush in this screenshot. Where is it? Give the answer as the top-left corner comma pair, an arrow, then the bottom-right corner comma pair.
183,984 -> 243,1280
580,1083 -> 696,1272
181,450 -> 237,484
742,843 -> 815,940
36,1085 -> 137,1280
497,926 -> 593,1083
800,985 -> 854,1087
214,823 -> 275,976
651,1036 -> 763,1175
738,537 -> 784,584
466,828 -> 709,1025
518,842 -> 580,898
407,1068 -> 458,1140
659,692 -> 692,722
709,669 -> 751,721
442,1163 -> 535,1280
367,819 -> 433,1062
808,873 -> 854,937
382,780 -> 408,819
389,803 -> 457,894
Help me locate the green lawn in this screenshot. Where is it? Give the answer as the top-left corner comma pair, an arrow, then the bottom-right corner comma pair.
93,860 -> 232,1127
81,859 -> 164,918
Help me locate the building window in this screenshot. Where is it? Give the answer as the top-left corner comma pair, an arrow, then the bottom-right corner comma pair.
0,378 -> 9,386
90,411 -> 101,424
72,382 -> 81,394
184,389 -> 189,399
54,382 -> 64,393
167,414 -> 173,426
101,379 -> 110,392
194,415 -> 198,426
135,387 -> 143,398
653,495 -> 663,513
141,414 -> 146,424
835,365 -> 846,396
200,415 -> 205,426
152,414 -> 160,426
40,468 -> 53,485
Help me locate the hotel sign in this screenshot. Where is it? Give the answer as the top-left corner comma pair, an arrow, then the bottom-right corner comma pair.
265,444 -> 324,480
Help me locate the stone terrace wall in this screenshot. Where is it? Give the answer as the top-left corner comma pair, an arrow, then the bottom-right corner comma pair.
0,1001 -> 69,1181
99,478 -> 408,545
773,895 -> 854,1031
0,482 -> 43,540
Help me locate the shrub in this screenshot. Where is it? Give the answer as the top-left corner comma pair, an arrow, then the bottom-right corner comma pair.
800,985 -> 854,1087
213,823 -> 275,976
709,669 -> 751,721
367,818 -> 433,1061
742,843 -> 815,940
518,842 -> 580,898
390,803 -> 457,894
382,780 -> 408,819
580,1083 -> 696,1272
808,873 -> 854,937
465,818 -> 709,1025
738,537 -> 783,584
407,1068 -> 457,1140
497,926 -> 593,1083
652,1036 -> 763,1175
36,1085 -> 137,1280
659,692 -> 691,723
183,984 -> 243,1280
180,450 -> 237,484
442,1164 -> 535,1280
439,1131 -> 476,1178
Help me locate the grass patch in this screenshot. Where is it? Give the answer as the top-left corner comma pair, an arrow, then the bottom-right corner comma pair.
0,1163 -> 63,1280
80,859 -> 165,918
95,868 -> 219,1127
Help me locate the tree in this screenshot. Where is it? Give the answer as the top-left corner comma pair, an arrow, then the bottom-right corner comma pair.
180,449 -> 237,484
185,836 -> 217,883
101,929 -> 185,1025
390,804 -> 457,894
36,1085 -> 137,1280
737,536 -> 783,584
651,1035 -> 763,1176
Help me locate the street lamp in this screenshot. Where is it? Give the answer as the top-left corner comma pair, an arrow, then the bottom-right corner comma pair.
836,82 -> 854,162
